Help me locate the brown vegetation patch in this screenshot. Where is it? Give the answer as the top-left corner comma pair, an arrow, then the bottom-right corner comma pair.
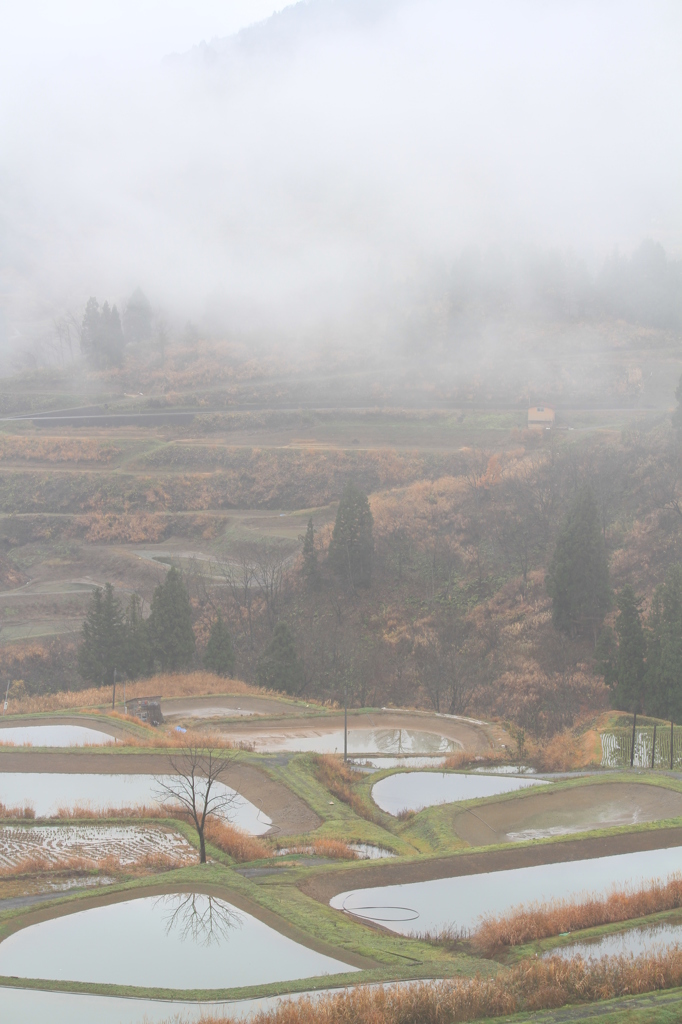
198,950 -> 682,1023
311,754 -> 383,825
473,874 -> 682,955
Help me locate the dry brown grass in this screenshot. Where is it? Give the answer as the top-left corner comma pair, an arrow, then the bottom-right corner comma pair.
0,849 -> 190,877
194,949 -> 682,1024
0,802 -> 35,819
311,754 -> 383,824
472,875 -> 682,955
276,839 -> 358,860
203,819 -> 272,862
2,673 -> 262,716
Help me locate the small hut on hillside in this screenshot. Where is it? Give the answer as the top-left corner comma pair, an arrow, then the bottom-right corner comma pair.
528,405 -> 555,428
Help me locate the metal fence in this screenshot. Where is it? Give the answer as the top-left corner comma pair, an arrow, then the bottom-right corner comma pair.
601,726 -> 682,769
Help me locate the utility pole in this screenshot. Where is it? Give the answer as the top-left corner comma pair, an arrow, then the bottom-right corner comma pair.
112,667 -> 117,710
343,678 -> 348,763
630,712 -> 637,768
3,679 -> 9,714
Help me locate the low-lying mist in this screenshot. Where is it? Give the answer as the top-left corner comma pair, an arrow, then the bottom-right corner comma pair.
1,0 -> 681,372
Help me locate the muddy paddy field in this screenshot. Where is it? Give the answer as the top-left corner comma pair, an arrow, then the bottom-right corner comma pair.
3,689 -> 682,1023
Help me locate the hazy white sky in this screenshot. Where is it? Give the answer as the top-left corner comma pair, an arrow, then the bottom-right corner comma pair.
1,0 -> 681,349
0,1 -> 290,81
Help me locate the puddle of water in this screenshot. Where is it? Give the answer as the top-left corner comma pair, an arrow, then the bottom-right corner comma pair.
164,707 -> 256,719
275,843 -> 395,860
0,824 -> 196,867
0,775 -> 271,836
331,847 -> 682,936
0,725 -> 114,747
246,728 -> 460,755
371,771 -> 548,816
550,921 -> 682,961
0,893 -> 357,989
349,843 -> 396,860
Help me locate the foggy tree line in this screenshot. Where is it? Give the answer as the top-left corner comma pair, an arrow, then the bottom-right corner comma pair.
76,386 -> 682,726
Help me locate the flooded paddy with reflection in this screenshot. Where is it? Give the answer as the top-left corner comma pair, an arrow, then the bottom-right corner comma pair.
371,771 -> 547,815
331,847 -> 682,935
0,774 -> 271,834
0,892 -> 357,988
0,725 -> 115,747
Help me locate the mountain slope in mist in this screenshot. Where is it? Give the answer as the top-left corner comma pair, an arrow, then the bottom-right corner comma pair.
1,0 -> 681,363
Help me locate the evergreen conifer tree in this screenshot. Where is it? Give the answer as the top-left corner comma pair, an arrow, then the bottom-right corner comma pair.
80,297 -> 125,368
77,583 -> 125,686
299,516 -> 320,586
546,485 -> 610,639
596,585 -> 646,711
203,611 -> 235,677
148,567 -> 195,671
122,593 -> 152,680
645,564 -> 682,721
327,481 -> 374,588
256,621 -> 302,694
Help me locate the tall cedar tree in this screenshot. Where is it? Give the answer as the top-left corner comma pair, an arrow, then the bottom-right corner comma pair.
645,564 -> 682,721
77,583 -> 125,687
148,567 -> 196,671
256,621 -> 302,694
80,298 -> 125,368
299,516 -> 320,586
596,586 -> 646,712
203,611 -> 235,677
546,485 -> 610,639
123,593 -> 152,680
327,481 -> 374,588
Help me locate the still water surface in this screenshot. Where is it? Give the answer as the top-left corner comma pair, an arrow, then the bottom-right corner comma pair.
371,771 -> 547,815
0,773 -> 271,835
552,921 -> 682,960
331,847 -> 682,935
250,728 -> 459,754
0,893 -> 357,989
0,725 -> 114,746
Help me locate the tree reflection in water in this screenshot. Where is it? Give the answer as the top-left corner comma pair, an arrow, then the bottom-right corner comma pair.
156,892 -> 243,947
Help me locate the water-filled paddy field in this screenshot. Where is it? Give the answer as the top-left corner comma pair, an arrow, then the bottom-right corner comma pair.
371,771 -> 548,815
0,774 -> 271,834
0,725 -> 115,747
450,781 -> 682,845
0,892 -> 357,988
331,846 -> 682,935
0,823 -> 196,867
239,727 -> 461,755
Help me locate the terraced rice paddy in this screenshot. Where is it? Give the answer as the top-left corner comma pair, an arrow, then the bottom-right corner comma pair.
371,771 -> 547,815
0,774 -> 272,835
0,824 -> 196,867
242,727 -> 460,755
0,892 -> 358,988
331,847 -> 682,935
0,725 -> 115,747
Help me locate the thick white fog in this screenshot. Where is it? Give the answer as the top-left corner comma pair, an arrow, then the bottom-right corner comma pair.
1,0 -> 681,356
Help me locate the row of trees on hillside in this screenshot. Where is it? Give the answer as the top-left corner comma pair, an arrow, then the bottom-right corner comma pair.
597,568 -> 682,721
79,289 -> 153,368
77,568 -> 234,688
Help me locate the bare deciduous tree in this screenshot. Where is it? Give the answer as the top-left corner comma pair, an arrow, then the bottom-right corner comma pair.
159,892 -> 242,946
155,744 -> 238,863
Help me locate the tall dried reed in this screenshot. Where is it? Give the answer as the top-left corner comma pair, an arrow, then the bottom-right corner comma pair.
0,802 -> 35,818
194,948 -> 682,1024
473,875 -> 682,955
311,755 -> 383,824
0,849 -> 192,877
203,819 -> 272,862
